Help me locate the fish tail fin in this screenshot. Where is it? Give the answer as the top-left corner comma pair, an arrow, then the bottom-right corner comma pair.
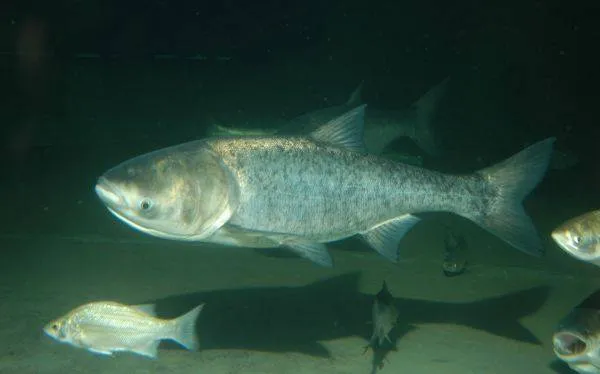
346,81 -> 364,106
170,303 -> 204,351
410,77 -> 449,155
465,137 -> 555,256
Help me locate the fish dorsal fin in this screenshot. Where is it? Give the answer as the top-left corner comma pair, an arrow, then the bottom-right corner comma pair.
377,281 -> 393,301
346,81 -> 364,106
132,304 -> 156,316
309,104 -> 367,152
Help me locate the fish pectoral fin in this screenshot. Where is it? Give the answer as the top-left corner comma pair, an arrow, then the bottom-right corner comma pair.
309,105 -> 366,153
88,347 -> 114,356
132,340 -> 160,359
282,239 -> 333,267
361,214 -> 421,262
132,304 -> 156,316
216,227 -> 334,267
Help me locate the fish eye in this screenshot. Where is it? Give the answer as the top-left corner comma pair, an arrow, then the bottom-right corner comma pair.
51,324 -> 58,331
139,198 -> 153,211
572,235 -> 581,245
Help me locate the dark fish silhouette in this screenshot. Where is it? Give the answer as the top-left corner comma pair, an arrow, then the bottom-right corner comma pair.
442,228 -> 468,277
368,281 -> 399,349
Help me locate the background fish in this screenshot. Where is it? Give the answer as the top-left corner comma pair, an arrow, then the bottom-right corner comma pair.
368,281 -> 398,348
552,210 -> 600,267
207,78 -> 448,156
553,289 -> 600,374
442,228 -> 468,277
95,105 -> 554,266
44,301 -> 203,358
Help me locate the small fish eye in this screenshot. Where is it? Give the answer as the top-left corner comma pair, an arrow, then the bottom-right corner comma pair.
572,235 -> 581,245
51,323 -> 58,331
139,199 -> 153,211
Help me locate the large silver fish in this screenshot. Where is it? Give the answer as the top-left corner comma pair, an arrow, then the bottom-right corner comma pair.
95,105 -> 554,266
44,301 -> 203,358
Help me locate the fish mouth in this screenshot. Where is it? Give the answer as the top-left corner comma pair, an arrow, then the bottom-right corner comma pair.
95,177 -> 123,209
553,331 -> 588,357
94,177 -> 143,228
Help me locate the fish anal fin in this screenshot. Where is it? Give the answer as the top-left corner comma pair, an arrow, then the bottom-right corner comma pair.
361,214 -> 421,262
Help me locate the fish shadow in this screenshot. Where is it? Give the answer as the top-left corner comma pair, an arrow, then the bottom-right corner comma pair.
549,359 -> 577,374
146,272 -> 549,358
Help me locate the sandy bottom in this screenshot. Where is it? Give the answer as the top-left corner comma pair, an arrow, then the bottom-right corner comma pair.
0,188 -> 597,374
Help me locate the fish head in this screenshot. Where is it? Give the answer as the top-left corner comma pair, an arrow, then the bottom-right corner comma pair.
95,142 -> 237,241
553,308 -> 600,373
43,317 -> 70,342
552,212 -> 600,265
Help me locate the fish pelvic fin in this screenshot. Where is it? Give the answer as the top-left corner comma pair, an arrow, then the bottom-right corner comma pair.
283,240 -> 334,267
170,303 -> 204,351
467,137 -> 555,256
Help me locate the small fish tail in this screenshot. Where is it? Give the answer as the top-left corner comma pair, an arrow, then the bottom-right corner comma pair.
466,137 -> 555,256
170,303 -> 204,351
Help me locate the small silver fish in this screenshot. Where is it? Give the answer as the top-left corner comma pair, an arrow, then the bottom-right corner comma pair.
43,301 -> 204,358
368,281 -> 398,349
